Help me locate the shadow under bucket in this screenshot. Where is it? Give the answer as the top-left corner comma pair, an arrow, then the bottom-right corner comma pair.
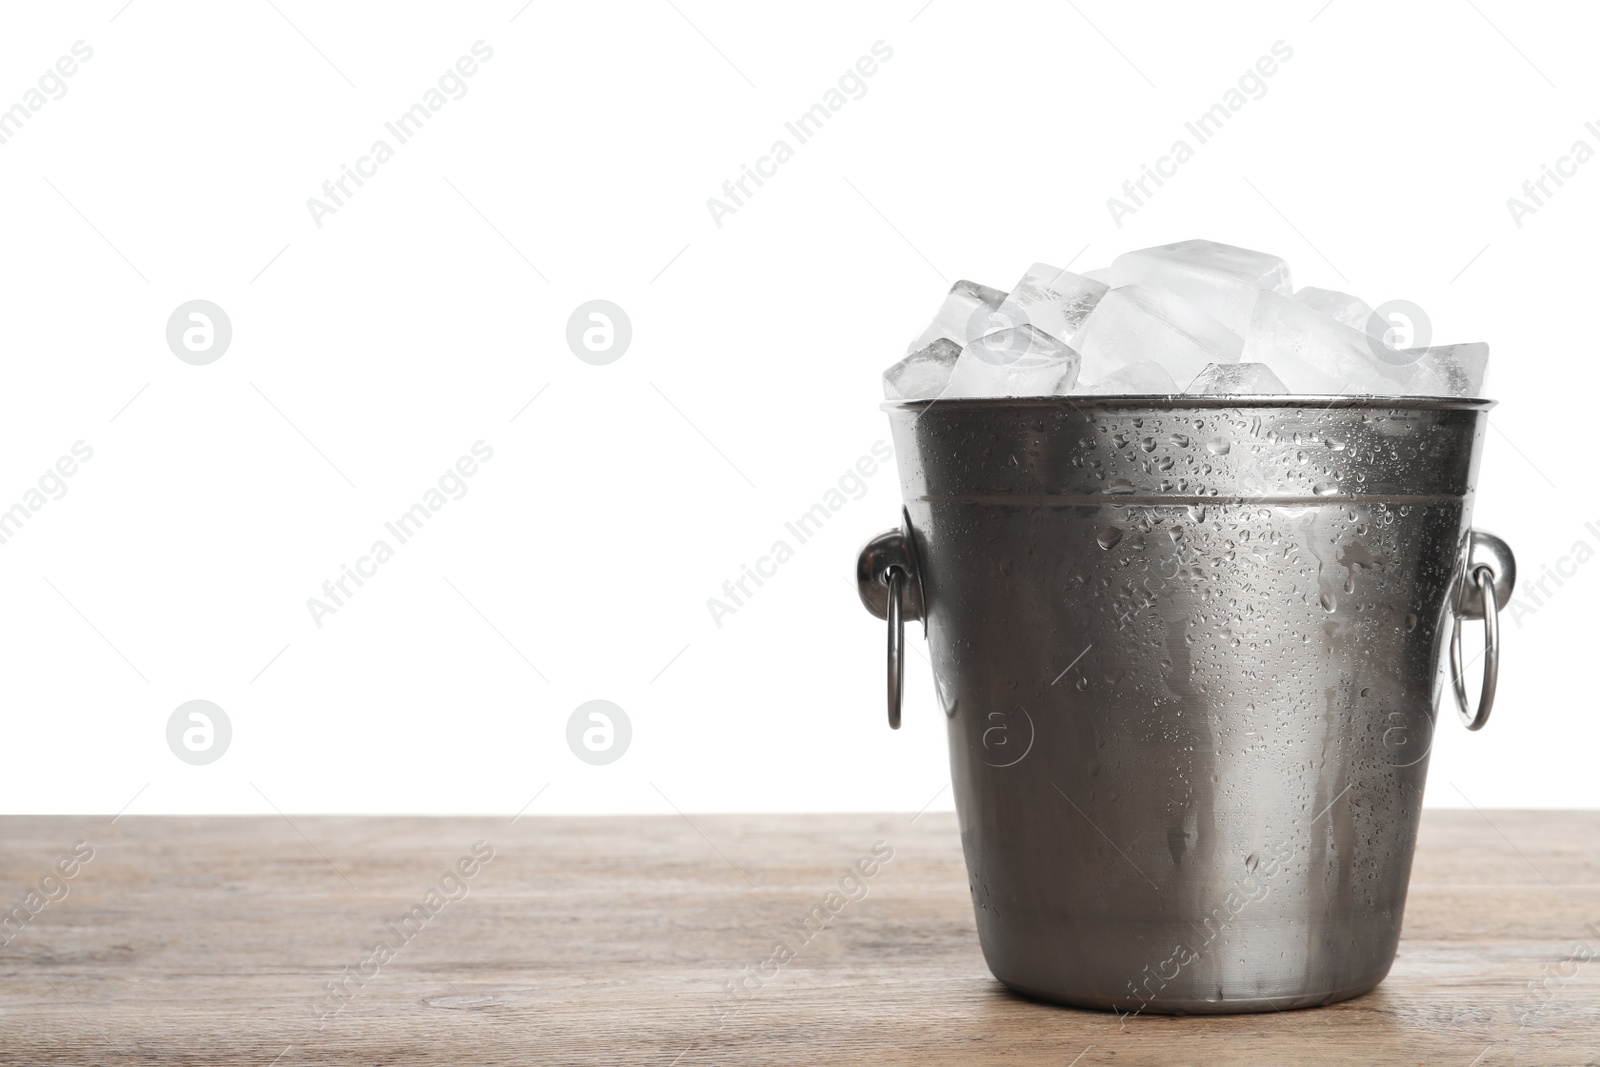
857,395 -> 1515,1014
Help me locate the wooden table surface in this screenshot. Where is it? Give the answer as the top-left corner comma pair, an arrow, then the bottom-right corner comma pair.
1,810 -> 1596,1065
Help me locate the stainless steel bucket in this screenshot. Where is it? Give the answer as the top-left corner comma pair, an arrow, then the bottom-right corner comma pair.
856,396 -> 1515,1014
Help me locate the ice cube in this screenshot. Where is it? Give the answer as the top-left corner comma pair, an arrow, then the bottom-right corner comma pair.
942,325 -> 1081,398
1076,360 -> 1179,395
1294,287 -> 1375,331
883,338 -> 961,400
1394,342 -> 1490,397
1353,352 -> 1451,397
1105,239 -> 1291,335
1073,284 -> 1244,387
994,263 -> 1108,344
906,280 -> 1008,354
1242,290 -> 1412,394
1186,362 -> 1289,395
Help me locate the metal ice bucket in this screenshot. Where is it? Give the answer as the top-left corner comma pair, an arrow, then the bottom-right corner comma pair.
856,395 -> 1515,1014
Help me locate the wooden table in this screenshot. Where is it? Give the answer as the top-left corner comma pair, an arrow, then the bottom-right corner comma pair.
1,811 -> 1596,1064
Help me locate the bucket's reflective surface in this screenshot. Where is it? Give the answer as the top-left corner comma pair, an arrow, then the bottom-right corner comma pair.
885,395 -> 1492,1013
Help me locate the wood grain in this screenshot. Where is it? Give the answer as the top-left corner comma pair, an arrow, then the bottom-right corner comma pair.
0,810 -> 1596,1065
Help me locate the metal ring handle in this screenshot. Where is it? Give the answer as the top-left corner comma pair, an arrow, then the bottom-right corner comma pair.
857,513 -> 924,732
1450,566 -> 1499,731
886,567 -> 905,729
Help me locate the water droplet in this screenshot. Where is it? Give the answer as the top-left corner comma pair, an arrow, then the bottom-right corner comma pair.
1313,481 -> 1339,496
1319,592 -> 1338,613
1106,477 -> 1135,495
1169,433 -> 1190,448
1206,435 -> 1232,456
1140,437 -> 1157,453
1096,527 -> 1124,550
1245,852 -> 1259,872
1404,612 -> 1418,632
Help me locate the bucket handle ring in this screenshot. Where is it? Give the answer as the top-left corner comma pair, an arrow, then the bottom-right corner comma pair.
1450,567 -> 1498,731
886,568 -> 905,729
856,509 -> 926,730
1449,529 -> 1516,732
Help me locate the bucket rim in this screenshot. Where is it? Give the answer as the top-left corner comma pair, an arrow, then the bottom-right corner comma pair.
882,394 -> 1495,413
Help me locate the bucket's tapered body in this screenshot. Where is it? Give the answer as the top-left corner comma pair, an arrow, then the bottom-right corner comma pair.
875,396 -> 1503,1014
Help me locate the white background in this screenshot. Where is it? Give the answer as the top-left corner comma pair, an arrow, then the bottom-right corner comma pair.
0,0 -> 1592,815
